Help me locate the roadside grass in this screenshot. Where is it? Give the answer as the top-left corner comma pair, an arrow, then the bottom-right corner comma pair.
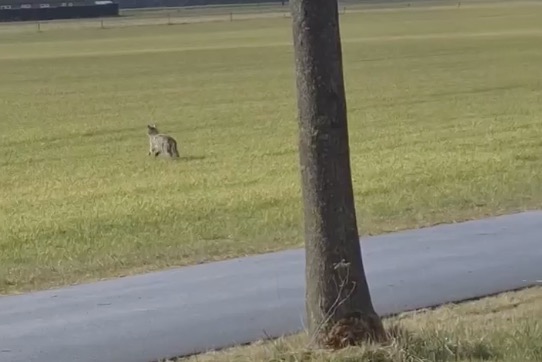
173,287 -> 542,362
1,2 -> 542,294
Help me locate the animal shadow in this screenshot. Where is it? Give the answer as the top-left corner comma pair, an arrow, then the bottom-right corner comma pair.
179,155 -> 206,162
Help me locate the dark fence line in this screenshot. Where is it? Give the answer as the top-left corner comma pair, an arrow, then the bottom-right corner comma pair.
0,0 -> 428,12
115,0 -> 416,10
0,0 -> 286,10
119,0 -> 284,9
0,3 -> 119,21
113,0 -> 427,10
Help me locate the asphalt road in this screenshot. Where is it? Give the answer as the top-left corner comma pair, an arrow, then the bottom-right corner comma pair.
1,211 -> 541,362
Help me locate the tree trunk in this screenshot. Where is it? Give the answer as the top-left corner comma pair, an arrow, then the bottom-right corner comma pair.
289,0 -> 386,348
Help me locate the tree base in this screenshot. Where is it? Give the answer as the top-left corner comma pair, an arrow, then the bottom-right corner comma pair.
319,311 -> 387,349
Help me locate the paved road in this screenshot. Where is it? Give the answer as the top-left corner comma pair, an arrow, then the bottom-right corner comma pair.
1,211 -> 541,362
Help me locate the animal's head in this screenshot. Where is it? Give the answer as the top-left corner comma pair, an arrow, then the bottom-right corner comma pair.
147,124 -> 159,135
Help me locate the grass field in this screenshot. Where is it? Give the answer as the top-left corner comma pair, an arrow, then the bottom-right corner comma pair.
1,1 -> 541,294
174,287 -> 542,362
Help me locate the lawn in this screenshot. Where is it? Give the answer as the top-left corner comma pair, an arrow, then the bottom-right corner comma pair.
173,287 -> 542,362
1,1 -> 541,294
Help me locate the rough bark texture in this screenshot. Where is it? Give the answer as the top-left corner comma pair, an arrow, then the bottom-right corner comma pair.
290,0 -> 385,347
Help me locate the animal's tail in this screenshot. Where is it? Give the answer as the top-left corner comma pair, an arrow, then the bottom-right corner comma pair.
169,141 -> 180,158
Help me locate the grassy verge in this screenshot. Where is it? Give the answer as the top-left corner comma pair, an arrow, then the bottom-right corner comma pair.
173,287 -> 542,362
1,2 -> 541,294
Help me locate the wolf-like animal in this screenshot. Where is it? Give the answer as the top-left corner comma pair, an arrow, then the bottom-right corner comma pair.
146,124 -> 180,158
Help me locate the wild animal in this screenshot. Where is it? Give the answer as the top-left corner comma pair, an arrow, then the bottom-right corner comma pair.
146,124 -> 180,158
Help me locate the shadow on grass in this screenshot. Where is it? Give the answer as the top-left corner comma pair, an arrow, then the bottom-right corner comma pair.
155,155 -> 206,162
180,155 -> 206,162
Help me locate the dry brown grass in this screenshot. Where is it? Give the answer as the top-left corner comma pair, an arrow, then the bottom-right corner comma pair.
172,287 -> 542,362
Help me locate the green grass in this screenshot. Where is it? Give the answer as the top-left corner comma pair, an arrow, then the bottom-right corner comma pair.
174,287 -> 542,362
1,2 -> 542,294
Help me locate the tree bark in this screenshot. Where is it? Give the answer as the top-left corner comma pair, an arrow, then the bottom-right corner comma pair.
290,0 -> 385,348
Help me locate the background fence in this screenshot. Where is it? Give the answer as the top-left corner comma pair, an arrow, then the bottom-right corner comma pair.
119,0 -> 285,9
0,3 -> 118,21
0,0 -> 530,32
